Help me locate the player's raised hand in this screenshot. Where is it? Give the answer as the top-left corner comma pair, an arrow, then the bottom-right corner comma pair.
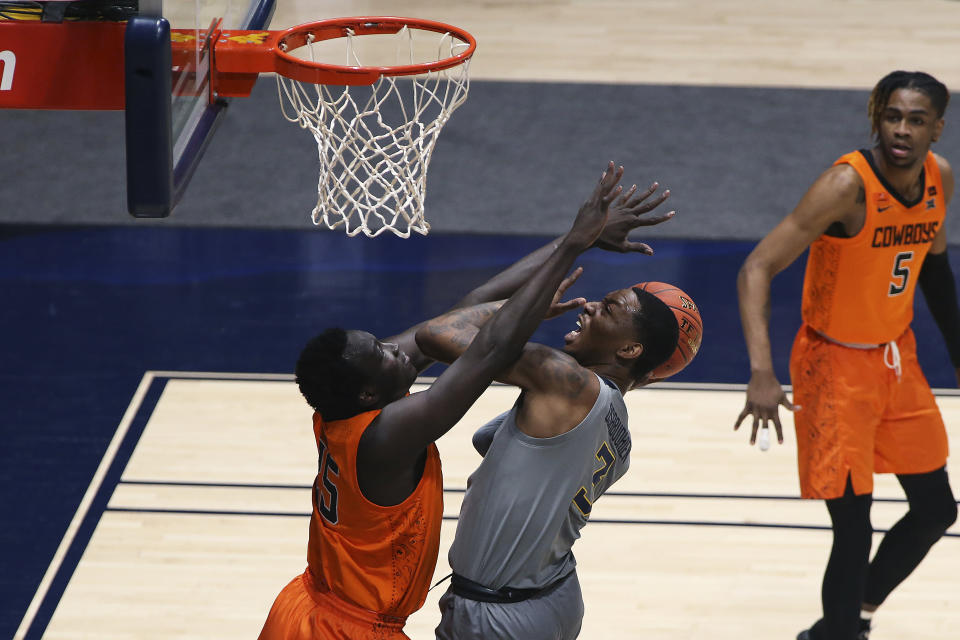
546,267 -> 586,319
593,181 -> 675,254
565,162 -> 625,249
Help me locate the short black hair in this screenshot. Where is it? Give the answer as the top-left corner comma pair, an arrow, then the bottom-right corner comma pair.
295,328 -> 367,420
629,288 -> 680,379
868,71 -> 949,139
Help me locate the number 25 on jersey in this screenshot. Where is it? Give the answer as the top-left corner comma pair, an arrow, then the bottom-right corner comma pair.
314,439 -> 340,524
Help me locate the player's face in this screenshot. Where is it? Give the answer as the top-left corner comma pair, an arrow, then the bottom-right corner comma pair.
562,287 -> 641,362
876,88 -> 944,169
344,330 -> 418,406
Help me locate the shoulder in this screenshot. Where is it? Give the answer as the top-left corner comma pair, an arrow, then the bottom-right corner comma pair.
933,152 -> 954,203
517,343 -> 597,396
932,151 -> 951,172
796,162 -> 865,220
774,162 -> 864,238
814,162 -> 864,198
512,347 -> 601,437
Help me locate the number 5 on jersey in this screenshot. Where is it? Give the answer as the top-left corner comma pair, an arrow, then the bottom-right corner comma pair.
889,251 -> 914,296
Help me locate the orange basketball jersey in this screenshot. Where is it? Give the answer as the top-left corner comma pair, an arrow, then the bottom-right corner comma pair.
306,410 -> 443,618
801,150 -> 946,344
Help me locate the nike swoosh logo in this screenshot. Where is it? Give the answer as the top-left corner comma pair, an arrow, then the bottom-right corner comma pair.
878,206 -> 892,212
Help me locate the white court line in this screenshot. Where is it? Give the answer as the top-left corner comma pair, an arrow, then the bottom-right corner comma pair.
129,370 -> 960,397
15,372 -> 157,640
148,370 -> 295,381
383,375 -> 960,397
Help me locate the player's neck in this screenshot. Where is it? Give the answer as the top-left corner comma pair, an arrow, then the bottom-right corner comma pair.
871,146 -> 926,202
586,364 -> 631,394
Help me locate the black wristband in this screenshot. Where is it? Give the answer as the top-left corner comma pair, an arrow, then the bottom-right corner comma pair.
918,251 -> 960,368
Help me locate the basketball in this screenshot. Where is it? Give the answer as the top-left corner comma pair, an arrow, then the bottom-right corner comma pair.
634,281 -> 703,379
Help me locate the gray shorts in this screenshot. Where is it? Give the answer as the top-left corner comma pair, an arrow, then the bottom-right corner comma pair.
434,571 -> 584,640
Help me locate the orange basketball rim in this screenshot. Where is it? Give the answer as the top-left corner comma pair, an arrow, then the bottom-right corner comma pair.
210,17 -> 477,97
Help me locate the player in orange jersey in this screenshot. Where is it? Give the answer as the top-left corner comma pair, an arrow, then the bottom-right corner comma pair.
257,163 -> 674,640
735,71 -> 958,640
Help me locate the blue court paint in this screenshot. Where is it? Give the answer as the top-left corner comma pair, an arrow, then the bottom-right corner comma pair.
1,225 -> 957,637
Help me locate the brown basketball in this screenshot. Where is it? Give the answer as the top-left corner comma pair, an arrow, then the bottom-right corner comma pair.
633,281 -> 703,379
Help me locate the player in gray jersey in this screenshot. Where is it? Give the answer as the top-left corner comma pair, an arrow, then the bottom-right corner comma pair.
417,220 -> 688,639
448,376 -> 630,593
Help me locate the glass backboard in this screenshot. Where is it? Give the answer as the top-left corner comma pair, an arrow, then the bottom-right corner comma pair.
126,0 -> 276,217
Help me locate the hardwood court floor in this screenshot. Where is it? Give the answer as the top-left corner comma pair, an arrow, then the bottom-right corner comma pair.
37,374 -> 960,639
267,0 -> 960,89
165,0 -> 960,88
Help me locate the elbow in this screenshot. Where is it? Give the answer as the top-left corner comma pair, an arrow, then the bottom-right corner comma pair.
473,330 -> 524,371
415,320 -> 469,364
737,254 -> 772,296
735,263 -> 749,300
414,323 -> 443,360
736,262 -> 750,294
458,288 -> 488,308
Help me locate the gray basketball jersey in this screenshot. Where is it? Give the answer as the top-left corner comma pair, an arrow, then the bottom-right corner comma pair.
447,375 -> 631,590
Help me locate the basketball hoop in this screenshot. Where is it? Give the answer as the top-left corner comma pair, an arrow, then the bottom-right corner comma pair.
263,17 -> 476,237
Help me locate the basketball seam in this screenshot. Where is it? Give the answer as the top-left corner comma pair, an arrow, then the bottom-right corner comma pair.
646,286 -> 682,295
666,305 -> 701,318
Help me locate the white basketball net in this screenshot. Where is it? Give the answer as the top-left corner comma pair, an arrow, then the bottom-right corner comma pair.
276,26 -> 471,237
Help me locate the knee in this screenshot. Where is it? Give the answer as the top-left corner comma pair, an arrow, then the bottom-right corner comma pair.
901,468 -> 958,536
939,497 -> 958,531
911,493 -> 957,538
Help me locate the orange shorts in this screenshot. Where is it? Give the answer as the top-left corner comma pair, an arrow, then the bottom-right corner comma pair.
258,570 -> 409,640
789,324 -> 948,500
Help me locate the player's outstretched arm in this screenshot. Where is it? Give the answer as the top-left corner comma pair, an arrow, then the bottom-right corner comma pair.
735,165 -> 862,446
360,163 -> 623,490
455,181 -> 671,306
418,262 -> 652,438
416,268 -> 590,393
381,237 -> 574,375
415,177 -> 677,388
383,180 -> 673,372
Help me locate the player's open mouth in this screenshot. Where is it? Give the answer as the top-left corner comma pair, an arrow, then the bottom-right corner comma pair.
564,317 -> 583,344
